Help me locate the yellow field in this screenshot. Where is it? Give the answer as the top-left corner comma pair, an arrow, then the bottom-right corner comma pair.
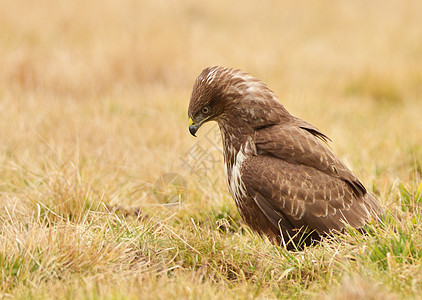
1,0 -> 422,298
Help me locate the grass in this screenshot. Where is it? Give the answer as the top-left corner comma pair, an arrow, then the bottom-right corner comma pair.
1,0 -> 422,298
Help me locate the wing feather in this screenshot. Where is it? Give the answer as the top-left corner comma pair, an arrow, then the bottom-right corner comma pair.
255,124 -> 366,197
241,155 -> 379,235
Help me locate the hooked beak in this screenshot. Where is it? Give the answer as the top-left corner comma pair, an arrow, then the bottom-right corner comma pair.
188,118 -> 201,137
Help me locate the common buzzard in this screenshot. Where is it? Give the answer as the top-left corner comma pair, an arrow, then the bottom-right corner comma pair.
188,66 -> 383,249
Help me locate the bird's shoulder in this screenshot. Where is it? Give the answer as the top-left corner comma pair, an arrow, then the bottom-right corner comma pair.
253,122 -> 366,197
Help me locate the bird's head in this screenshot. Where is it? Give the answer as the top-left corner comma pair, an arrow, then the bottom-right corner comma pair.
188,66 -> 289,137
187,66 -> 233,136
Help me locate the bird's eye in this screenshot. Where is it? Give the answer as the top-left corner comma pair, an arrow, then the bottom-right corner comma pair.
201,106 -> 210,114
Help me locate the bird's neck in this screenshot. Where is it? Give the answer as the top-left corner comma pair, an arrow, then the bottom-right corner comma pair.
217,119 -> 256,179
217,115 -> 255,152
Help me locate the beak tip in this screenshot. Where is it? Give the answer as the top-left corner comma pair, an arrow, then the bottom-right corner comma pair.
189,125 -> 199,137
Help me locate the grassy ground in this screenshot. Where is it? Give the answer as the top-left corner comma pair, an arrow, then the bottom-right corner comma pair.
1,0 -> 422,298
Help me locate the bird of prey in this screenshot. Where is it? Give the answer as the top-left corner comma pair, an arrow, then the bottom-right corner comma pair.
187,66 -> 383,249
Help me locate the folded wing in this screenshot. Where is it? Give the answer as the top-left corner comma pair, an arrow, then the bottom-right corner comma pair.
255,124 -> 367,197
241,155 -> 380,235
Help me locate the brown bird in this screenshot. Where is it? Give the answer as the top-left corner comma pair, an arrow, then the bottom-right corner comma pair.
188,66 -> 383,249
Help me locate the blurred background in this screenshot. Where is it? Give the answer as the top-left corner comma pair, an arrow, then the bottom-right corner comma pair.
1,0 -> 421,209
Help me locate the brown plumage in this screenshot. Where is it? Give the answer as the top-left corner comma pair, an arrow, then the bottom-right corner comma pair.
188,66 -> 383,249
